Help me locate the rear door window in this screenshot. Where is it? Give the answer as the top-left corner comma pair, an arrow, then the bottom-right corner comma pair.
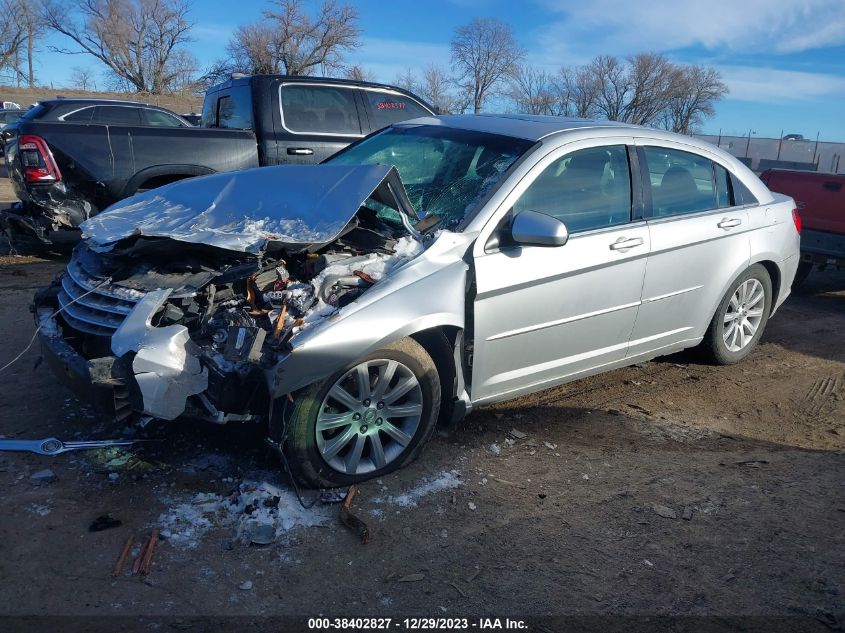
643,146 -> 716,217
730,173 -> 758,205
715,164 -> 731,208
94,106 -> 143,125
280,84 -> 361,135
363,91 -> 430,129
143,109 -> 185,127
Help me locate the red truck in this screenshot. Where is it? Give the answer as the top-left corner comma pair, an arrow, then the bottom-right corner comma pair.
760,169 -> 845,286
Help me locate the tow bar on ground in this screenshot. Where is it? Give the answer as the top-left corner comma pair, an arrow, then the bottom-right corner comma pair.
0,437 -> 154,456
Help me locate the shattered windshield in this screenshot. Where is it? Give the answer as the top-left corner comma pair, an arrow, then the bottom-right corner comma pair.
327,125 -> 534,230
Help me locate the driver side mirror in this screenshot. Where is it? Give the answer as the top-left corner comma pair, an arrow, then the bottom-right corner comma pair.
511,210 -> 569,247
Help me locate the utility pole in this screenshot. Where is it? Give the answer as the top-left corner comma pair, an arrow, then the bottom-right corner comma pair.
812,132 -> 820,170
776,129 -> 784,161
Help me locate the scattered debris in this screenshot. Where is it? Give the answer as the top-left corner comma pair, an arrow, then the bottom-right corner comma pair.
29,504 -> 50,516
509,429 -> 528,440
652,504 -> 678,519
543,442 -> 557,451
446,581 -> 468,597
89,515 -> 123,532
467,502 -> 477,511
135,529 -> 159,576
30,469 -> 56,483
397,573 -> 425,583
239,580 -> 253,591
244,522 -> 276,545
735,460 -> 768,468
158,479 -> 332,549
339,485 -> 372,545
0,437 -> 149,456
319,490 -> 348,504
488,443 -> 501,456
113,534 -> 134,577
682,507 -> 693,521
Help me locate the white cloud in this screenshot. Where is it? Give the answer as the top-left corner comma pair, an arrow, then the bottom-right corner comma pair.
535,0 -> 845,58
718,65 -> 845,103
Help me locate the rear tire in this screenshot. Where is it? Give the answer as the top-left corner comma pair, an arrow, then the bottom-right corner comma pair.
702,264 -> 772,365
278,337 -> 441,489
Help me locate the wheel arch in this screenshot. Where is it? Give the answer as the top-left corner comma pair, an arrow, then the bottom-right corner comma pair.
122,165 -> 216,197
410,326 -> 463,426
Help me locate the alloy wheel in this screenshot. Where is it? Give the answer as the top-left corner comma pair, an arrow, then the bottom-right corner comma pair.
315,359 -> 423,475
723,278 -> 765,352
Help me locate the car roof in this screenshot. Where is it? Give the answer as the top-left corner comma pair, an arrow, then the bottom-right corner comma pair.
39,98 -> 168,108
396,114 -> 639,141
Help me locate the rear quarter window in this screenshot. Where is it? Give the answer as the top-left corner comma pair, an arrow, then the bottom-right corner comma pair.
280,84 -> 361,135
364,91 -> 430,129
730,173 -> 758,206
94,106 -> 143,125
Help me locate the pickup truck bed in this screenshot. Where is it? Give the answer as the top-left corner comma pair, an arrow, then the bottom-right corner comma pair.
761,169 -> 845,285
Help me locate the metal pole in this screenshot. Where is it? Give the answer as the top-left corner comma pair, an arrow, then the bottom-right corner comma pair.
776,129 -> 784,160
717,128 -> 722,146
812,131 -> 820,167
745,129 -> 751,158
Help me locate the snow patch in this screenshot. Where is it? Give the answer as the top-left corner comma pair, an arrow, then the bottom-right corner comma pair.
157,479 -> 333,549
373,470 -> 462,508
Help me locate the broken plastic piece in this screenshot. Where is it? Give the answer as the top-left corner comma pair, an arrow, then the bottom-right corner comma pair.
0,437 -> 148,456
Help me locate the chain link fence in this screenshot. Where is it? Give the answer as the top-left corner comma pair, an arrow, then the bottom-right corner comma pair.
693,134 -> 844,174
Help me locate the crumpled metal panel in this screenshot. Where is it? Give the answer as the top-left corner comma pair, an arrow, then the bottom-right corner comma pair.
81,164 -> 416,253
111,288 -> 208,420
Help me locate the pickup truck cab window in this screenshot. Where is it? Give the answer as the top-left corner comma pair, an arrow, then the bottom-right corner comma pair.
280,84 -> 361,135
363,90 -> 430,129
513,145 -> 632,233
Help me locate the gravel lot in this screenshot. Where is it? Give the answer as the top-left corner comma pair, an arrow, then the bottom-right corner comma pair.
0,181 -> 843,631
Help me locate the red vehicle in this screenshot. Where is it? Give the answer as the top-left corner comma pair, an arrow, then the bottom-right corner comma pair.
760,169 -> 845,286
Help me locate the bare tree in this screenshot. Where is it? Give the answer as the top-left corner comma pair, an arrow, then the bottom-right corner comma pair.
262,0 -> 360,75
450,17 -> 522,113
622,53 -> 676,125
662,65 -> 728,134
392,67 -> 417,93
588,55 -> 631,121
43,0 -> 195,94
0,0 -> 27,78
343,63 -> 375,82
17,1 -> 45,87
227,22 -> 280,75
70,65 -> 95,89
508,65 -> 555,115
418,64 -> 456,113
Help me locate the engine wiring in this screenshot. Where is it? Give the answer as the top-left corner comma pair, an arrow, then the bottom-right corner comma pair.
265,396 -> 319,510
0,277 -> 113,375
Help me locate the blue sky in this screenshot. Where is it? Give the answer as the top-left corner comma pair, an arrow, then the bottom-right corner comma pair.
28,0 -> 845,141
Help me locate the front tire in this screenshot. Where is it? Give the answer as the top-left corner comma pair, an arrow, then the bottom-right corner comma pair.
279,337 -> 441,488
702,264 -> 772,365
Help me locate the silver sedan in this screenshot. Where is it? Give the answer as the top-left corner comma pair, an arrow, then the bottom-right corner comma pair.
35,115 -> 801,488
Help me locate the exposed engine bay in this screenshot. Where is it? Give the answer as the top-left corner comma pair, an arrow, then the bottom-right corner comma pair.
33,164 -> 439,425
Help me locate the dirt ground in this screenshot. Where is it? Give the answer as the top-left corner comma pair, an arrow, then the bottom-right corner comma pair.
0,199 -> 843,630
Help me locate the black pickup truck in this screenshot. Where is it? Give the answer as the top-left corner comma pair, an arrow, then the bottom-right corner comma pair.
2,76 -> 433,242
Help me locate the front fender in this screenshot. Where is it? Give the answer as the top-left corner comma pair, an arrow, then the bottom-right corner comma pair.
269,258 -> 468,398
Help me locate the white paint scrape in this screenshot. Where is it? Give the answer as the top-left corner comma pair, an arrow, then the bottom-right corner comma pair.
158,480 -> 332,549
375,470 -> 462,508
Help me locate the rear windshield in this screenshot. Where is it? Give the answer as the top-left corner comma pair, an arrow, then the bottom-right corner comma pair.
327,125 -> 534,230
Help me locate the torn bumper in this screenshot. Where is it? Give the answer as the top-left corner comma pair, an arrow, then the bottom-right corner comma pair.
35,305 -> 134,419
35,285 -> 209,422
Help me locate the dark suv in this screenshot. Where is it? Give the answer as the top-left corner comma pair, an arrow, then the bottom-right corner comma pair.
11,99 -> 191,127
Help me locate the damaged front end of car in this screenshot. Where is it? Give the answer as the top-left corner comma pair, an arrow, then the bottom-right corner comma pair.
33,164 -> 470,429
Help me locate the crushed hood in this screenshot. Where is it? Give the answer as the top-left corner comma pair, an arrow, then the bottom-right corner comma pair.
81,164 -> 420,253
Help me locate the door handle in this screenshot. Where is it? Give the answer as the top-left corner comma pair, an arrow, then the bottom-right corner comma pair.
609,237 -> 644,251
287,147 -> 314,155
717,218 -> 742,229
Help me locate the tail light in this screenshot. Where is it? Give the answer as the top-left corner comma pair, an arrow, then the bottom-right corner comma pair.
792,208 -> 801,234
18,135 -> 62,184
